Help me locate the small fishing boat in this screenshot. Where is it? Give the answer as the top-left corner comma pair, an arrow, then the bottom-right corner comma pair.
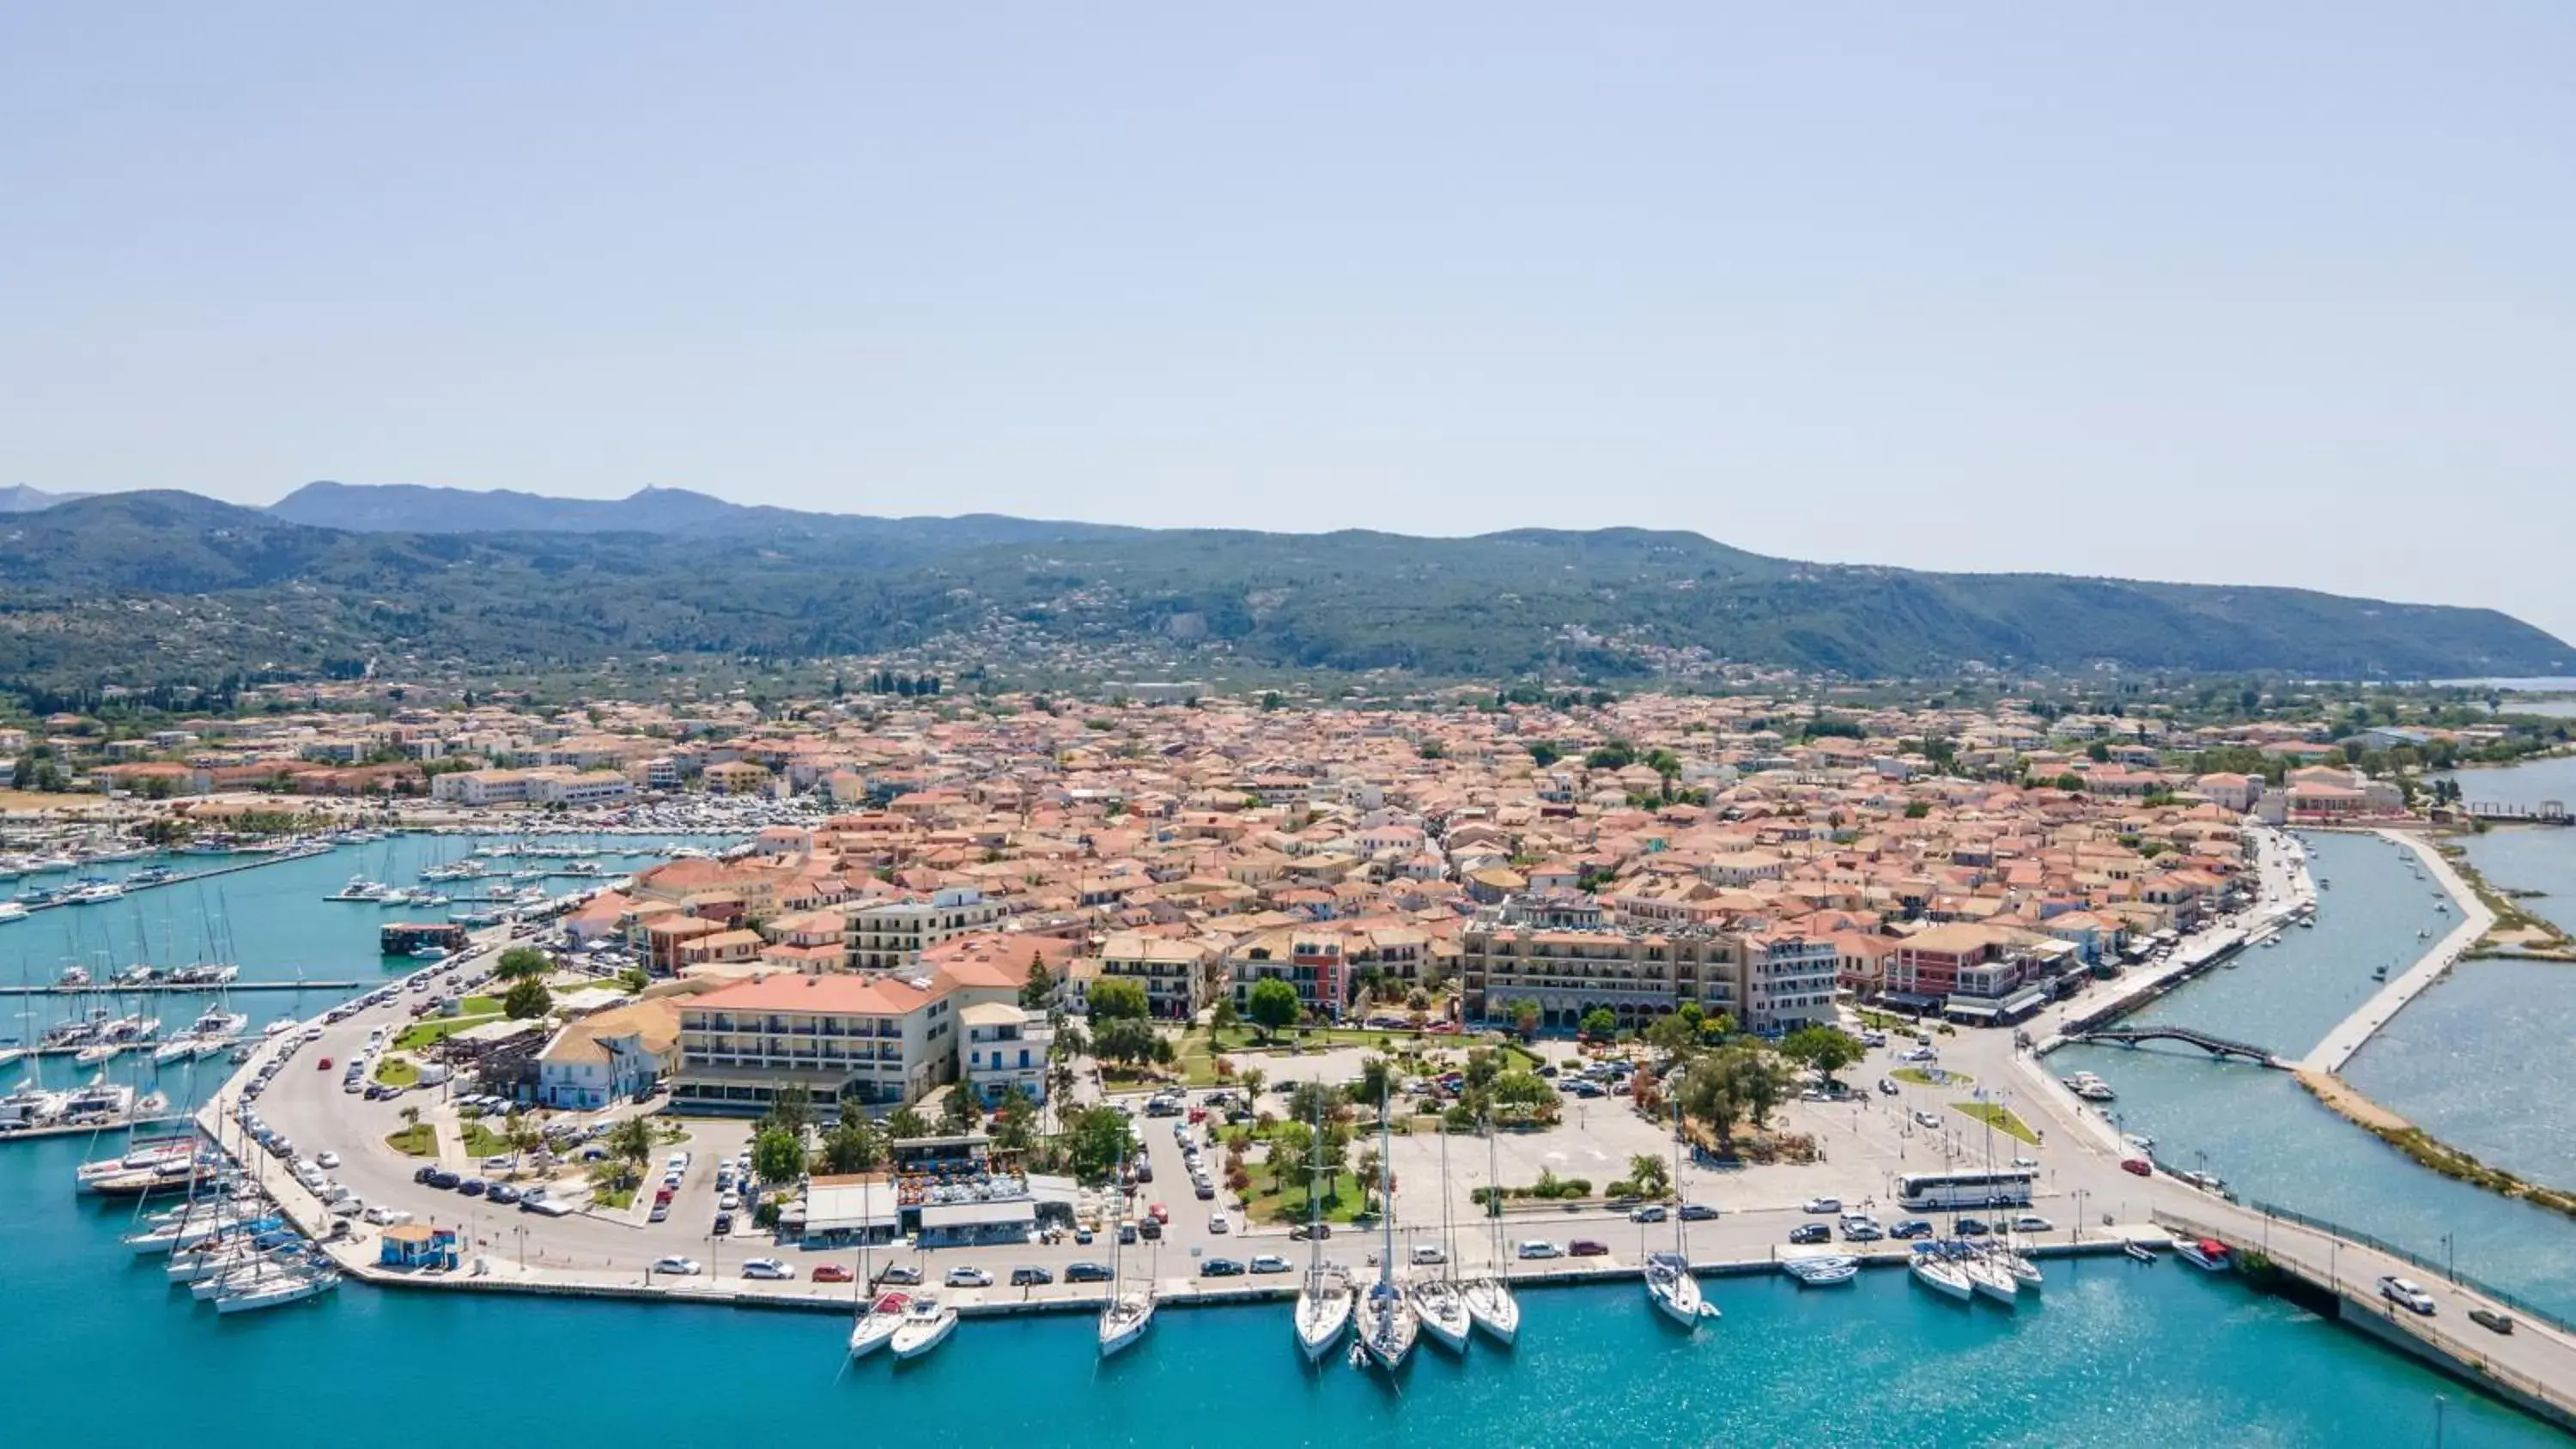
2176,1238 -> 2233,1271
1780,1254 -> 1859,1287
2123,1240 -> 2158,1264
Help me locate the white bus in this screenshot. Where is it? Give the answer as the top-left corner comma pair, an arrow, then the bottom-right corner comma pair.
1896,1169 -> 2036,1212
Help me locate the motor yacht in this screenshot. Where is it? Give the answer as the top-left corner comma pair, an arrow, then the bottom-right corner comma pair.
889,1295 -> 959,1360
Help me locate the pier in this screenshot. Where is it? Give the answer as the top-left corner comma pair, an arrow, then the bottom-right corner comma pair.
2463,800 -> 2570,826
2299,830 -> 2493,1074
10,847 -> 330,915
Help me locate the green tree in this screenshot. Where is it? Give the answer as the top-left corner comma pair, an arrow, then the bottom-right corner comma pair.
1088,977 -> 1150,1022
1778,1026 -> 1865,1086
939,1085 -> 980,1135
1065,1106 -> 1134,1184
1578,1007 -> 1618,1040
1354,1055 -> 1398,1108
1093,1016 -> 1162,1067
2051,773 -> 2086,792
501,976 -> 552,1020
1247,978 -> 1302,1041
1268,1119 -> 1316,1192
493,946 -> 550,982
1626,1151 -> 1672,1197
1019,953 -> 1054,1010
606,1115 -> 656,1174
762,1083 -> 814,1137
990,1086 -> 1038,1155
751,1125 -> 807,1185
819,1114 -> 884,1174
503,1110 -> 543,1166
617,967 -> 649,993
1507,997 -> 1542,1040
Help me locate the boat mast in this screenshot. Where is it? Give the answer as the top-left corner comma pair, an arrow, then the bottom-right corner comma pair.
1671,1096 -> 1687,1261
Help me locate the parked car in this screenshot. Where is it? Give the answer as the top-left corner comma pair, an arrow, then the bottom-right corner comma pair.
2121,1157 -> 2154,1177
652,1256 -> 702,1276
1291,1223 -> 1333,1240
1200,1258 -> 1247,1277
1629,1204 -> 1668,1223
1066,1262 -> 1113,1283
875,1265 -> 924,1287
812,1264 -> 854,1284
1789,1223 -> 1832,1245
1409,1243 -> 1445,1264
314,1150 -> 342,1169
945,1266 -> 993,1288
1801,1197 -> 1842,1215
2011,1215 -> 2055,1234
1011,1266 -> 1054,1286
1568,1239 -> 1610,1258
713,1211 -> 734,1235
1250,1254 -> 1292,1274
1839,1221 -> 1884,1241
1208,1211 -> 1231,1234
647,1203 -> 670,1223
2380,1276 -> 2438,1315
1516,1240 -> 1563,1259
1877,1077 -> 1899,1095
486,1184 -> 521,1205
740,1258 -> 794,1281
1955,1218 -> 1991,1238
1678,1203 -> 1719,1222
458,1178 -> 489,1197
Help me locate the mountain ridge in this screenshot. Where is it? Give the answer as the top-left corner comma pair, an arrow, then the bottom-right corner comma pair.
0,485 -> 2563,686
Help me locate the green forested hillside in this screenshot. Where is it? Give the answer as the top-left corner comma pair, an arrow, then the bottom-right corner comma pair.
0,490 -> 2562,687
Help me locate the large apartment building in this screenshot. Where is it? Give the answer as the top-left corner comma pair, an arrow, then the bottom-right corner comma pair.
1095,932 -> 1219,1021
670,972 -> 955,1115
1457,920 -> 1741,1034
846,888 -> 1003,972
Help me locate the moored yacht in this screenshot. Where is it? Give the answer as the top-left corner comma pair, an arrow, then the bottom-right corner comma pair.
1408,1275 -> 1471,1352
1910,1250 -> 1974,1302
889,1295 -> 959,1360
2176,1237 -> 2233,1271
848,1292 -> 908,1359
1098,1289 -> 1155,1359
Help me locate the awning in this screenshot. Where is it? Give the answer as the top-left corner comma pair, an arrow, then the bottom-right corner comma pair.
1998,986 -> 2050,1014
1881,992 -> 1941,1009
917,1198 -> 1036,1229
1943,997 -> 2002,1019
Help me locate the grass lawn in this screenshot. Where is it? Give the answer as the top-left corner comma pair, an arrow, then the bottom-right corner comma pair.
461,994 -> 501,1015
1242,1173 -> 1372,1225
461,1122 -> 512,1157
592,1184 -> 635,1210
394,1013 -> 502,1052
1950,1101 -> 2039,1145
1893,1066 -> 1972,1088
373,1055 -> 421,1088
386,1124 -> 436,1156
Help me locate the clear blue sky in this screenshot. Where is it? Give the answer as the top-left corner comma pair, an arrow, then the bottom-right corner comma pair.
8,4 -> 2573,642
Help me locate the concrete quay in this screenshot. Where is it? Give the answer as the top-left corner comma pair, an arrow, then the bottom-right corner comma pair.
2298,829 -> 2493,1074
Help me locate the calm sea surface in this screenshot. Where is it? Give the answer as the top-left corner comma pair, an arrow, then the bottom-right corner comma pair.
5,831 -> 2575,1444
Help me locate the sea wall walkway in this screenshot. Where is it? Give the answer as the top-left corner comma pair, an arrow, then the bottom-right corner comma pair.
2299,830 -> 2492,1074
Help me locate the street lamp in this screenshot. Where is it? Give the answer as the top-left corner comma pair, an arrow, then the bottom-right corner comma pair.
2440,1232 -> 2455,1284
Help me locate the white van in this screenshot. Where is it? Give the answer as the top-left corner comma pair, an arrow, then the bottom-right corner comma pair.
1409,1244 -> 1448,1266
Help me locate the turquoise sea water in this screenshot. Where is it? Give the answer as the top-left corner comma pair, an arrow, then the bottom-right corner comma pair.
2057,831 -> 2576,1320
2348,958 -> 2576,1190
0,1110 -> 2557,1449
5,831 -> 2576,1443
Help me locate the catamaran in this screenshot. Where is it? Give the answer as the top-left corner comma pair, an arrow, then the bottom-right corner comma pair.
1458,1118 -> 1520,1344
1292,1092 -> 1351,1362
1645,1099 -> 1707,1326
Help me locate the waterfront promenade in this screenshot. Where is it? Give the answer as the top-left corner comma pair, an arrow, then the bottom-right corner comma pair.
2300,830 -> 2494,1074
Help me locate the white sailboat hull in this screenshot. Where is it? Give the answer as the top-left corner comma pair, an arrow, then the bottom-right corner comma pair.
215,1270 -> 337,1314
1911,1257 -> 1974,1302
848,1314 -> 902,1359
1648,1266 -> 1707,1326
1461,1278 -> 1520,1344
1965,1258 -> 2020,1307
1358,1286 -> 1418,1370
1409,1282 -> 1472,1351
1295,1285 -> 1352,1361
1098,1295 -> 1154,1358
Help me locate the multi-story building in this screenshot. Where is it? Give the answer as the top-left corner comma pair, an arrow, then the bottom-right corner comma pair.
960,1003 -> 1054,1106
671,973 -> 954,1115
847,888 -> 1003,972
1096,932 -> 1218,1021
1735,931 -> 1840,1032
1457,918 -> 1739,1034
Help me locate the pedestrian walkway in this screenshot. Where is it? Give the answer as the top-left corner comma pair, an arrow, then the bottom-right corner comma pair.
2299,830 -> 2490,1073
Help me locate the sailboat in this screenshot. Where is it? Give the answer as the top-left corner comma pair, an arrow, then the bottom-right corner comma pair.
1459,1117 -> 1520,1344
1645,1099 -> 1708,1327
1911,1246 -> 1974,1301
1406,1126 -> 1472,1352
1292,1093 -> 1352,1362
1098,1149 -> 1155,1357
1356,1082 -> 1418,1372
848,1236 -> 907,1359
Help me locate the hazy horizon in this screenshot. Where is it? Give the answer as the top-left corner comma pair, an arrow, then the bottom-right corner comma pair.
8,6 -> 2573,640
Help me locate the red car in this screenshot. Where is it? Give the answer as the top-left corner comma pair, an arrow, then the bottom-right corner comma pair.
1569,1240 -> 1609,1258
811,1264 -> 854,1283
1149,1203 -> 1170,1224
317,1057 -> 333,1071
2121,1157 -> 2153,1178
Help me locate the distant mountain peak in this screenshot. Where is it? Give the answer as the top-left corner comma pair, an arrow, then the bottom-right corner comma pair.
0,482 -> 90,513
